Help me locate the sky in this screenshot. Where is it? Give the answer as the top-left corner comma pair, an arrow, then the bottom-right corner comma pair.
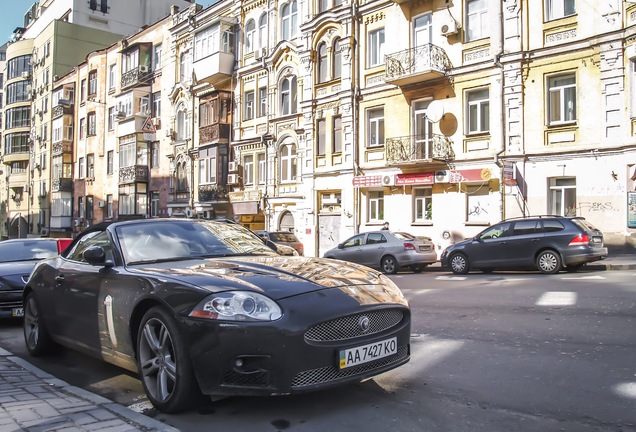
0,1 -> 219,45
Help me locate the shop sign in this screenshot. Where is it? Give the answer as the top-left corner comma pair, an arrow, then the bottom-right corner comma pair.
628,191 -> 636,228
352,175 -> 383,187
395,172 -> 434,185
229,190 -> 261,202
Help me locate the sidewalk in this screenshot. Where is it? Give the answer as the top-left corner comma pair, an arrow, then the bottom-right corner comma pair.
0,347 -> 177,432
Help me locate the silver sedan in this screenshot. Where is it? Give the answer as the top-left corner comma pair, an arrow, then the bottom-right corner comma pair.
324,231 -> 438,274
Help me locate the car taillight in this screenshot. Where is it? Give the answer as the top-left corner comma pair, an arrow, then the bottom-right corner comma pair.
568,234 -> 590,246
404,243 -> 416,250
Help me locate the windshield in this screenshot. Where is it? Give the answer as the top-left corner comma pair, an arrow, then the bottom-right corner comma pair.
0,240 -> 59,263
116,220 -> 277,265
269,232 -> 299,242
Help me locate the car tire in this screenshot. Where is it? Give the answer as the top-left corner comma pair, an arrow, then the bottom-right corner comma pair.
137,306 -> 201,413
537,250 -> 562,274
566,264 -> 584,272
411,265 -> 427,273
449,253 -> 470,275
381,256 -> 399,274
23,292 -> 55,356
481,268 -> 494,274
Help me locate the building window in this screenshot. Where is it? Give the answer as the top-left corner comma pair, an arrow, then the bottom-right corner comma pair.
153,44 -> 162,70
367,107 -> 384,147
317,118 -> 326,156
80,79 -> 86,101
107,150 -> 114,175
152,92 -> 161,118
548,74 -> 576,125
259,13 -> 268,50
108,64 -> 116,91
244,90 -> 255,120
180,52 -> 192,83
333,116 -> 342,153
108,107 -> 115,130
78,197 -> 85,219
258,87 -> 267,117
176,106 -> 189,140
87,154 -> 94,178
466,0 -> 489,42
467,88 -> 490,134
151,191 -> 160,217
368,191 -> 384,222
106,194 -> 114,218
88,70 -> 97,96
79,118 -> 86,140
151,142 -> 160,168
414,188 -> 433,221
318,42 -> 328,83
245,19 -> 256,53
368,28 -> 385,67
319,0 -> 342,13
466,184 -> 491,223
258,152 -> 266,184
177,161 -> 188,192
280,143 -> 297,182
78,157 -> 85,179
199,147 -> 217,184
87,112 -> 96,136
546,0 -> 575,21
549,177 -> 577,216
86,196 -> 94,220
243,154 -> 254,185
281,1 -> 298,40
333,39 -> 342,79
280,76 -> 297,115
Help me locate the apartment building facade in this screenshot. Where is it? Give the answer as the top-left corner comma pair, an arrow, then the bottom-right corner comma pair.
3,0 -> 636,255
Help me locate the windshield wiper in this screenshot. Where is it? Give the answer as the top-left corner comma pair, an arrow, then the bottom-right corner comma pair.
126,256 -> 197,265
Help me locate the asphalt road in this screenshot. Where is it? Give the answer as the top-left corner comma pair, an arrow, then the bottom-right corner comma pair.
1,268 -> 635,431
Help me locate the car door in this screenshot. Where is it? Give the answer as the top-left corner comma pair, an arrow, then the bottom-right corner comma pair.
468,222 -> 512,267
505,220 -> 544,267
332,234 -> 366,265
360,232 -> 388,268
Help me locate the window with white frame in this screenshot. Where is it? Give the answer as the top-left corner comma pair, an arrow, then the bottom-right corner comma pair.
245,19 -> 256,53
281,1 -> 298,40
107,150 -> 114,174
545,0 -> 575,21
244,90 -> 255,120
119,135 -> 136,168
319,0 -> 343,12
88,70 -> 97,96
151,142 -> 160,168
549,177 -> 577,216
368,28 -> 385,67
333,39 -> 342,79
632,59 -> 636,117
106,194 -> 114,218
466,0 -> 489,42
87,154 -> 94,178
467,88 -> 490,134
108,107 -> 115,130
258,86 -> 267,117
318,42 -> 328,83
199,147 -> 217,184
176,107 -> 189,140
280,142 -> 297,182
317,118 -> 326,156
152,92 -> 161,118
87,112 -> 96,136
180,52 -> 192,83
79,118 -> 86,139
243,154 -> 255,185
413,188 -> 433,221
194,25 -> 221,60
368,190 -> 384,222
52,197 -> 72,217
367,107 -> 384,147
258,152 -> 266,184
153,44 -> 162,70
259,13 -> 268,50
78,196 -> 84,218
280,75 -> 297,115
548,74 -> 576,125
465,184 -> 492,223
122,50 -> 139,73
333,116 -> 342,153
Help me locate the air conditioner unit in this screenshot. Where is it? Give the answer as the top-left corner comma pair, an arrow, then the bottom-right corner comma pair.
227,173 -> 240,184
97,200 -> 105,208
139,65 -> 149,73
434,170 -> 450,183
228,161 -> 239,172
254,48 -> 266,60
165,128 -> 174,138
381,174 -> 395,187
73,219 -> 82,227
21,71 -> 31,79
441,20 -> 460,36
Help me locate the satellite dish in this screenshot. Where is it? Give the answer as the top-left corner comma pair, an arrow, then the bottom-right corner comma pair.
439,112 -> 458,136
426,100 -> 445,123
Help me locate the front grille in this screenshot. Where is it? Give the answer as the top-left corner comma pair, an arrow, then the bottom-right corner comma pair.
304,309 -> 404,342
222,370 -> 270,387
291,345 -> 409,388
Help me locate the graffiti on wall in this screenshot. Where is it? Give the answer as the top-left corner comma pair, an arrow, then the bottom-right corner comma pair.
577,202 -> 619,213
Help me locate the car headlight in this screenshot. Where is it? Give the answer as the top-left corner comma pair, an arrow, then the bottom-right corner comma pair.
189,291 -> 282,321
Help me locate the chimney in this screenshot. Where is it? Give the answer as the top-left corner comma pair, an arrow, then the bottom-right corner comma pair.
170,5 -> 180,15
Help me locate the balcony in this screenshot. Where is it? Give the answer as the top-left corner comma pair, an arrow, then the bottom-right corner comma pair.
199,123 -> 230,145
121,65 -> 151,90
2,151 -> 30,164
385,134 -> 455,165
198,184 -> 229,202
119,165 -> 149,184
193,51 -> 235,86
51,178 -> 73,193
385,44 -> 451,87
53,104 -> 73,119
52,142 -> 72,156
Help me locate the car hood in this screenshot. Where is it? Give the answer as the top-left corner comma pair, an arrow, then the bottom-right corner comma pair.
127,256 -> 400,301
0,261 -> 39,290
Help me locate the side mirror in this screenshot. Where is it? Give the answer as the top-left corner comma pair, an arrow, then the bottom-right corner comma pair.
337,243 -> 344,249
83,246 -> 114,267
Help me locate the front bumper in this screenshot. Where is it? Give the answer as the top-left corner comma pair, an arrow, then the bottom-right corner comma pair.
182,289 -> 411,397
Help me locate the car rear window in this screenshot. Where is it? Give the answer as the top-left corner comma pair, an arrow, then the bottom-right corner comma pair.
570,218 -> 600,232
541,220 -> 565,232
392,232 -> 416,240
270,233 -> 299,242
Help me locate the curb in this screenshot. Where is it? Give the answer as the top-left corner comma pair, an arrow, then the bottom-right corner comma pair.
0,347 -> 178,432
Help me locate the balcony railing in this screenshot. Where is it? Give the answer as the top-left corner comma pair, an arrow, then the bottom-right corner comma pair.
52,142 -> 72,156
119,165 -> 149,184
198,184 -> 229,202
53,104 -> 73,119
121,65 -> 151,89
199,123 -> 231,144
385,44 -> 451,86
51,178 -> 73,192
385,134 -> 455,164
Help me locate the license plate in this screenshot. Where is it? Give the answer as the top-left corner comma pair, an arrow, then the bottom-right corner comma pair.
419,245 -> 432,251
12,308 -> 24,318
339,337 -> 397,369
592,236 -> 602,244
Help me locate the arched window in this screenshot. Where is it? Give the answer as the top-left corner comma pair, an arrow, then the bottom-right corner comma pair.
176,107 -> 188,141
179,52 -> 192,83
177,161 -> 188,191
333,38 -> 342,79
258,13 -> 268,50
317,42 -> 328,83
280,76 -> 297,115
281,1 -> 298,40
245,19 -> 256,53
280,142 -> 297,182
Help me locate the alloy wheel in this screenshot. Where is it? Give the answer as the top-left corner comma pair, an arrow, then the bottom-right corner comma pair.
138,317 -> 178,403
24,296 -> 40,351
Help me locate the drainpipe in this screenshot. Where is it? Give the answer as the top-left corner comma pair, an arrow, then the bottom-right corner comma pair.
352,0 -> 360,234
492,0 -> 505,220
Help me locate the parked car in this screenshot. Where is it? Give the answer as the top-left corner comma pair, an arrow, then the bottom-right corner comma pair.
323,231 -> 437,274
440,215 -> 608,274
23,219 -> 410,413
254,230 -> 304,256
0,238 -> 72,318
